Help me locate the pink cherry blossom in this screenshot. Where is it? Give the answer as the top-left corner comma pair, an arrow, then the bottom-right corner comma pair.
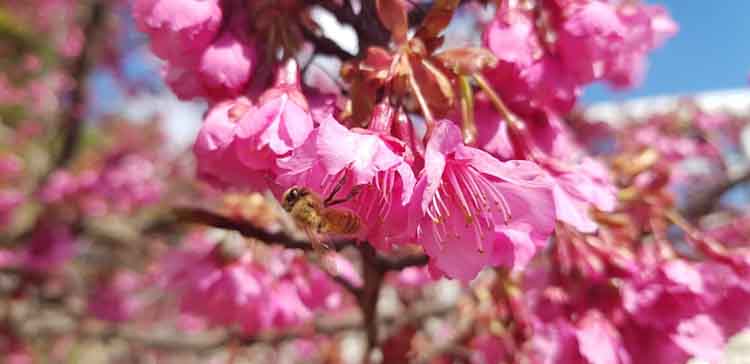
557,1 -> 626,84
473,98 -> 516,160
0,154 -> 22,178
470,334 -> 510,364
198,31 -> 258,100
482,5 -> 541,71
162,62 -> 208,101
510,115 -> 617,233
161,233 -> 353,334
622,260 -> 713,330
549,157 -> 617,233
412,121 -> 555,281
575,311 -> 631,364
0,189 -> 23,229
527,320 -> 584,364
39,170 -> 78,203
605,3 -> 678,88
669,314 -> 725,363
391,266 -> 433,289
133,0 -> 222,66
161,233 -> 269,333
193,97 -> 271,190
0,223 -> 76,273
277,115 -> 416,248
483,6 -> 579,116
236,60 -> 313,170
87,271 -> 144,322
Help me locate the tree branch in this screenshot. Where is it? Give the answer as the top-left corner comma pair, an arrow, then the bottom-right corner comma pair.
55,0 -> 107,169
300,24 -> 355,60
358,244 -> 385,363
173,207 -> 354,252
19,298 -> 455,353
376,252 -> 430,271
173,207 -> 430,269
681,169 -> 750,218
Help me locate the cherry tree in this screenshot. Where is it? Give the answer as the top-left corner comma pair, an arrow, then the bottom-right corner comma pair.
2,0 -> 750,363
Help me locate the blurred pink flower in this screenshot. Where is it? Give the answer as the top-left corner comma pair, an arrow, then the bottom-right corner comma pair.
0,223 -> 76,273
162,234 -> 268,333
0,189 -> 23,229
575,310 -> 631,364
557,1 -> 626,84
199,31 -> 258,100
88,271 -> 144,322
482,4 -> 580,116
162,62 -> 207,101
549,157 -> 617,233
0,154 -> 22,178
133,0 -> 222,66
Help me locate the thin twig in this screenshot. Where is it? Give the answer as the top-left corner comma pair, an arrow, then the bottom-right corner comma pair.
681,169 -> 750,218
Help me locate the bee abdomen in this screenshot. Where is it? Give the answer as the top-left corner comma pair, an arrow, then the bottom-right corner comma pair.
341,211 -> 361,234
321,209 -> 361,235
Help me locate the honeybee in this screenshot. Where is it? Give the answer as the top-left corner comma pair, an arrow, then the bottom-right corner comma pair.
281,186 -> 361,250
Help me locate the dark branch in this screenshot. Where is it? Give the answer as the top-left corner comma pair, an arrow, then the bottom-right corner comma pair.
376,252 -> 430,271
173,207 -> 353,251
300,24 -> 355,60
682,169 -> 750,218
357,244 -> 385,362
55,1 -> 107,168
174,207 -> 429,269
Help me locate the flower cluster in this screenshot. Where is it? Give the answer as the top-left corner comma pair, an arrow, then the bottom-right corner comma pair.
7,0 -> 750,363
133,0 -> 257,101
158,231 -> 357,335
40,151 -> 164,216
483,0 -> 677,117
132,0 -> 678,283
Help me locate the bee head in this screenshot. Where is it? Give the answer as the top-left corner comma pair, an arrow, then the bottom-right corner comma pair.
281,187 -> 307,212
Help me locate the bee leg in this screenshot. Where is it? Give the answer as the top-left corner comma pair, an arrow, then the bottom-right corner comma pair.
325,185 -> 363,207
324,172 -> 348,207
305,225 -> 330,252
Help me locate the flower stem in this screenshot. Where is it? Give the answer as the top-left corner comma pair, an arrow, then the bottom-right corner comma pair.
473,72 -> 521,130
459,76 -> 478,145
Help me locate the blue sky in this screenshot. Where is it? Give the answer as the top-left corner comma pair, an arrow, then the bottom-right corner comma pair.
92,1 -> 750,116
583,1 -> 750,103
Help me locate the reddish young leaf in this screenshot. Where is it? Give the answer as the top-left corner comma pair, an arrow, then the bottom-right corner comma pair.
435,47 -> 499,75
415,0 -> 460,48
349,75 -> 380,127
376,0 -> 409,44
409,55 -> 456,119
360,47 -> 395,82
